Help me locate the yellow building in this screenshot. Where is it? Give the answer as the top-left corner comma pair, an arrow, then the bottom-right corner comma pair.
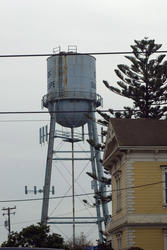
103,118 -> 167,250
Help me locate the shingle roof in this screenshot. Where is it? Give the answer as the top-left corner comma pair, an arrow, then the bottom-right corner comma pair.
110,118 -> 167,147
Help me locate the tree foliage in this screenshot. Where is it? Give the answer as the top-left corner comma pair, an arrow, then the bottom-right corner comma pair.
101,38 -> 167,122
98,243 -> 114,250
1,223 -> 64,248
65,232 -> 92,250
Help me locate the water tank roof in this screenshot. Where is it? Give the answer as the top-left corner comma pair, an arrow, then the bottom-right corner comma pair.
47,52 -> 96,60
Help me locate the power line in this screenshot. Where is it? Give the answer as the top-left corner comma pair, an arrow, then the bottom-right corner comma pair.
0,119 -> 49,123
0,50 -> 167,58
0,109 -> 133,115
0,207 -> 94,228
0,180 -> 163,204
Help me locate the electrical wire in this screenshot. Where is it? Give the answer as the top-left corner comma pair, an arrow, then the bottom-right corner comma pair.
85,224 -> 98,239
0,119 -> 49,122
1,108 -> 166,115
48,186 -> 72,217
50,138 -> 94,217
0,218 -> 40,228
0,50 -> 167,58
0,180 -> 163,203
49,138 -> 98,217
48,141 -> 73,217
49,159 -> 94,217
56,207 -> 94,217
0,110 -> 125,115
53,224 -> 70,240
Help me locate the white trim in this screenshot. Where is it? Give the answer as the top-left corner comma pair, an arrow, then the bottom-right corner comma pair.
116,232 -> 122,250
160,166 -> 167,206
106,214 -> 167,233
127,152 -> 167,161
119,146 -> 167,150
127,228 -> 135,248
127,214 -> 167,224
164,229 -> 167,250
126,162 -> 135,214
115,175 -> 122,212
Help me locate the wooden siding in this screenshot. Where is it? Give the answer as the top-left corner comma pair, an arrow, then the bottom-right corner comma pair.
112,228 -> 127,250
134,228 -> 164,250
133,161 -> 167,214
111,163 -> 127,221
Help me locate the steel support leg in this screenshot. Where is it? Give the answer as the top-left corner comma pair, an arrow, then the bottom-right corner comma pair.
88,121 -> 103,243
41,104 -> 56,224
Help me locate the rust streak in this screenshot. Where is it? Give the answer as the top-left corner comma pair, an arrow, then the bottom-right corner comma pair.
58,55 -> 63,96
64,55 -> 68,96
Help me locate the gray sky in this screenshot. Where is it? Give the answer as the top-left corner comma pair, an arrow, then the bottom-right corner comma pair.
0,0 -> 167,244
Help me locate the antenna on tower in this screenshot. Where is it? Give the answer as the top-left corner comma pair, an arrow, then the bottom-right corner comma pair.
25,186 -> 55,195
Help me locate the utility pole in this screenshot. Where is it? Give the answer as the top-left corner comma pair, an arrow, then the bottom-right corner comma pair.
2,206 -> 16,235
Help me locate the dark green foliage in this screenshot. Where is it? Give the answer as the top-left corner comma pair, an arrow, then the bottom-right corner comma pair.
1,223 -> 64,248
97,109 -> 113,126
102,38 -> 167,121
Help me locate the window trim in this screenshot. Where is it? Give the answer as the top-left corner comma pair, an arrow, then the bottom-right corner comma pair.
164,228 -> 167,250
116,232 -> 122,250
114,170 -> 122,212
160,165 -> 167,207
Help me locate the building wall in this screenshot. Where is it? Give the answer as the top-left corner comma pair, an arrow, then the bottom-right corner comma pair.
111,162 -> 127,221
112,227 -> 137,250
105,149 -> 167,248
133,161 -> 167,214
134,228 -> 164,250
111,227 -> 164,250
111,228 -> 127,250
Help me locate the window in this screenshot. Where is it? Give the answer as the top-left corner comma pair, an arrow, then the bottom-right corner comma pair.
160,165 -> 167,206
116,233 -> 122,250
165,173 -> 167,204
115,172 -> 122,212
164,229 -> 167,250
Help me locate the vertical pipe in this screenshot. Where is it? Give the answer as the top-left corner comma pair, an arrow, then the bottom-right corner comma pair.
88,121 -> 103,243
91,106 -> 110,226
41,103 -> 56,224
71,127 -> 75,246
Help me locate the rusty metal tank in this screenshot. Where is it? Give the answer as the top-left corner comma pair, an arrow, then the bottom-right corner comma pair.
42,53 -> 102,128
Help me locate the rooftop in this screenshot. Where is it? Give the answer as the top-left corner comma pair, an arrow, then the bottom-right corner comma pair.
110,118 -> 167,147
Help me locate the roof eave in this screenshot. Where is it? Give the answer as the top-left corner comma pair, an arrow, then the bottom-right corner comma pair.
119,145 -> 167,150
103,145 -> 167,170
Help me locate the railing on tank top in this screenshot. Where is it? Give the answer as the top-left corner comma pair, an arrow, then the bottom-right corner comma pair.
42,91 -> 103,108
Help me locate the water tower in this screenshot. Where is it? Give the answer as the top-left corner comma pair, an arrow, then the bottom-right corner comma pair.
41,47 -> 110,243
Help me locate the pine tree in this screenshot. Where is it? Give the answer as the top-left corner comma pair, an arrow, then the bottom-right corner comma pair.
99,39 -> 167,123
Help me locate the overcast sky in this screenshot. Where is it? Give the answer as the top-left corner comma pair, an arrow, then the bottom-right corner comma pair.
0,0 -> 167,244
